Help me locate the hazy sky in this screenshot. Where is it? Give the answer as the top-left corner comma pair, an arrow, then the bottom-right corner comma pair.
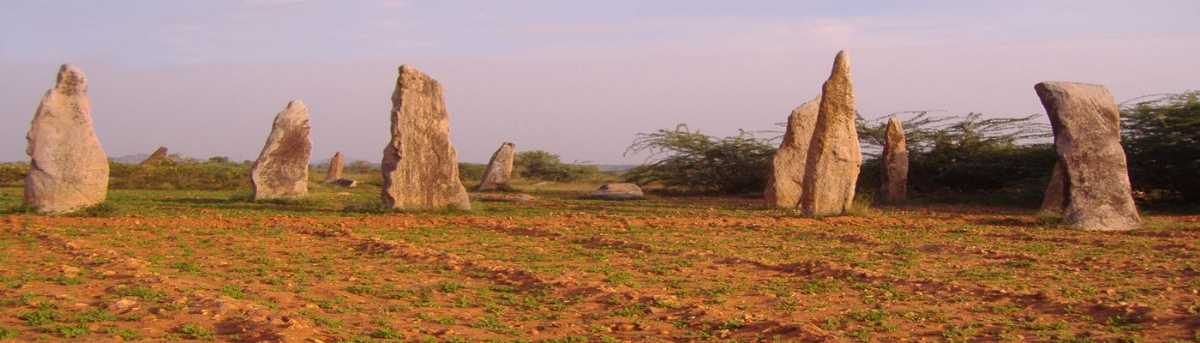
2,0 -> 1198,164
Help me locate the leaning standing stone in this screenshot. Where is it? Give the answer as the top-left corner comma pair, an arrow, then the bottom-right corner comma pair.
250,100 -> 312,200
765,98 -> 819,208
801,51 -> 863,216
880,115 -> 908,204
477,142 -> 516,191
1035,81 -> 1140,231
381,65 -> 471,210
24,64 -> 109,214
323,151 -> 344,183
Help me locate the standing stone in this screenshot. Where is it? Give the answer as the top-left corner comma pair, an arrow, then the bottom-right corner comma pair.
1040,162 -> 1065,214
477,142 -> 516,192
250,100 -> 311,200
324,152 -> 345,183
764,98 -> 819,208
880,115 -> 908,204
801,51 -> 863,216
24,65 -> 109,213
140,146 -> 170,166
1035,81 -> 1140,231
381,65 -> 471,210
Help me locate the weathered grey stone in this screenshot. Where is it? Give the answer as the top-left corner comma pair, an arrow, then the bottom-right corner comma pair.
140,146 -> 169,166
24,64 -> 109,214
471,192 -> 536,203
801,51 -> 863,216
1041,162 -> 1065,213
1036,81 -> 1140,231
477,142 -> 515,192
881,115 -> 908,204
586,183 -> 644,200
323,151 -> 344,183
381,65 -> 471,210
250,100 -> 311,200
764,98 -> 819,208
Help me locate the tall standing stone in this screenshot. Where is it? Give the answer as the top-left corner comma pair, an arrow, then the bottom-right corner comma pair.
880,115 -> 908,204
140,146 -> 169,166
324,151 -> 345,183
764,98 -> 819,208
1035,81 -> 1140,231
24,65 -> 109,214
250,100 -> 311,200
477,142 -> 515,192
381,65 -> 471,210
801,51 -> 863,216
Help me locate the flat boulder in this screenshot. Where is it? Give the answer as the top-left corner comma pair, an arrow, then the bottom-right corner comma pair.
477,142 -> 516,191
471,193 -> 536,203
24,64 -> 109,214
1035,81 -> 1140,231
250,100 -> 311,200
586,183 -> 644,200
380,65 -> 471,210
801,51 -> 863,216
764,98 -> 819,208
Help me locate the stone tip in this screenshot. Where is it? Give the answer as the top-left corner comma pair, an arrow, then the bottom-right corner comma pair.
55,64 -> 87,92
286,100 -> 307,110
831,50 -> 850,75
398,64 -> 423,76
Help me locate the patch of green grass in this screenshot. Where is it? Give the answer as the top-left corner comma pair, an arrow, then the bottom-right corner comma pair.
0,326 -> 18,339
105,327 -> 140,340
76,309 -> 118,323
18,307 -> 61,326
113,286 -> 167,302
177,323 -> 214,340
219,284 -> 246,299
54,324 -> 89,338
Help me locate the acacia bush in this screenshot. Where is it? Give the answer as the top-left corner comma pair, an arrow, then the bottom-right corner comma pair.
514,150 -> 600,182
623,125 -> 774,194
1121,91 -> 1200,202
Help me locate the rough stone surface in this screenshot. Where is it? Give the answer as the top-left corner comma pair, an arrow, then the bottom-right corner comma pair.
764,98 -> 819,208
140,146 -> 169,166
1041,162 -> 1065,213
24,64 -> 109,214
381,65 -> 471,210
586,183 -> 645,200
324,152 -> 344,183
881,115 -> 908,204
1036,81 -> 1140,231
471,192 -> 536,203
250,100 -> 311,200
477,142 -> 516,191
801,51 -> 863,216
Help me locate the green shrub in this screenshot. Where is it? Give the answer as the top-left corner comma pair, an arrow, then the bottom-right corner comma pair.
0,163 -> 28,186
623,125 -> 774,194
514,150 -> 600,182
108,159 -> 249,190
1121,91 -> 1200,203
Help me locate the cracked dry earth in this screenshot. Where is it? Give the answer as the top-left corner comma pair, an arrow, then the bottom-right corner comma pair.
0,190 -> 1199,342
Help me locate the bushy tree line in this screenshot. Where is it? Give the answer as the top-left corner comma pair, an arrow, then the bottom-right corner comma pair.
514,150 -> 600,182
623,125 -> 774,194
108,157 -> 249,190
1122,91 -> 1200,202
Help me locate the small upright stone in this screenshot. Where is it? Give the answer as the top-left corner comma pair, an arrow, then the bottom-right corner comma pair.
764,98 -> 819,208
801,51 -> 863,216
381,65 -> 471,210
323,152 -> 345,183
140,146 -> 169,166
24,65 -> 109,213
477,142 -> 516,192
250,100 -> 311,200
880,115 -> 908,204
1035,81 -> 1140,231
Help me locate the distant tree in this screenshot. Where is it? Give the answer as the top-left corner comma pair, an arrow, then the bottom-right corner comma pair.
515,150 -> 599,182
1121,91 -> 1200,202
207,156 -> 231,164
623,124 -> 775,194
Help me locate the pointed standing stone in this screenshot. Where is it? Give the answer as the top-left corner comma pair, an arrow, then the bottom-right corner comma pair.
1035,81 -> 1140,231
477,142 -> 516,192
140,146 -> 169,166
324,151 -> 345,183
801,51 -> 863,216
381,65 -> 471,210
764,98 -> 820,208
1040,162 -> 1065,214
250,100 -> 311,200
24,64 -> 109,213
881,116 -> 908,204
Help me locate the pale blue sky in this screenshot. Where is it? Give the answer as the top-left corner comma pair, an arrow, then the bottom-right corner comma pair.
2,0 -> 1198,163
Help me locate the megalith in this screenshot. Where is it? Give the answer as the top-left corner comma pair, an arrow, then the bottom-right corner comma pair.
24,64 -> 110,214
881,115 -> 908,204
800,51 -> 863,216
1035,81 -> 1140,231
250,100 -> 311,200
477,142 -> 515,192
140,146 -> 169,166
765,98 -> 820,208
380,65 -> 471,210
324,151 -> 345,183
